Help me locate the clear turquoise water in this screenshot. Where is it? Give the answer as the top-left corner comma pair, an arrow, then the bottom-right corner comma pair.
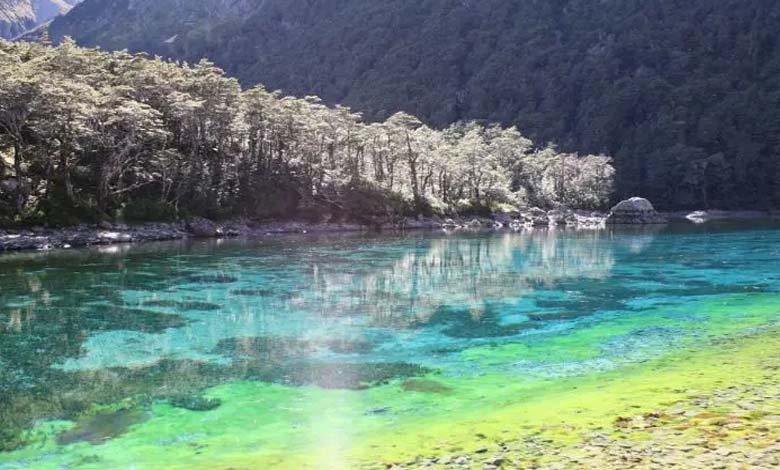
1,222 -> 779,468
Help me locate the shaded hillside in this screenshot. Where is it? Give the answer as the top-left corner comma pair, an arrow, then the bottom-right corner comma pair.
48,0 -> 780,209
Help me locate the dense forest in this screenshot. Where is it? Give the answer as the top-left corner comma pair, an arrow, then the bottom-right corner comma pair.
0,39 -> 613,228
43,0 -> 780,210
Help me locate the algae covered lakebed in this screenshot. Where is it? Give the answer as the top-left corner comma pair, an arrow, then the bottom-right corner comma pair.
1,222 -> 780,469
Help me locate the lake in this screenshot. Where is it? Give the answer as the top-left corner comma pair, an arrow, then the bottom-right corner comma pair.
1,222 -> 780,469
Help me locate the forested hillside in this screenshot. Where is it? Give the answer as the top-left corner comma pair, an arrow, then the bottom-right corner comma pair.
0,39 -> 613,227
0,0 -> 77,39
46,0 -> 780,210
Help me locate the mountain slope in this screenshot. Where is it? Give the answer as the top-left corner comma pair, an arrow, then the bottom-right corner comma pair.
47,0 -> 780,209
0,0 -> 77,38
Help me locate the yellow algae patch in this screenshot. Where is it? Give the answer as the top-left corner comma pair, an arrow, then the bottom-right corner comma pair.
146,327 -> 780,470
350,335 -> 778,469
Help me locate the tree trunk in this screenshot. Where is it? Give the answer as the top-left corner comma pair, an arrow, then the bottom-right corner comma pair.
60,153 -> 74,204
13,141 -> 24,213
406,132 -> 420,203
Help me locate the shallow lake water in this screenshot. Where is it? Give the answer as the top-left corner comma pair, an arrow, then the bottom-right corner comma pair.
1,222 -> 779,469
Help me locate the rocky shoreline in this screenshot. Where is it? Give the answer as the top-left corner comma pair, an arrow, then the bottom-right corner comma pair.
0,212 -> 595,252
0,207 -> 633,253
1,198 -> 776,253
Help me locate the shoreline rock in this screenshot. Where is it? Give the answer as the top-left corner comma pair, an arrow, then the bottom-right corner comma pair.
185,217 -> 219,238
2,207 -> 777,253
0,212 -> 600,253
606,197 -> 668,224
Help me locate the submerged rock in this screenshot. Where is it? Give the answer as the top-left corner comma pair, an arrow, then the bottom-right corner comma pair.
141,299 -> 221,311
185,274 -> 238,284
275,362 -> 430,390
57,408 -> 148,446
606,197 -> 667,224
422,304 -> 537,338
169,395 -> 222,412
230,288 -> 276,297
324,338 -> 375,354
400,378 -> 454,395
214,336 -> 318,361
528,311 -> 592,321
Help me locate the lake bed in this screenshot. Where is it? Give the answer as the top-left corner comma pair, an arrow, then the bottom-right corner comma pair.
1,222 -> 780,469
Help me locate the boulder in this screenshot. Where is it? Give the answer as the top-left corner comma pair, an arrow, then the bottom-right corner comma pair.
186,217 -> 219,237
401,217 -> 430,229
547,208 -> 571,226
67,232 -> 95,247
492,213 -> 514,227
606,197 -> 667,224
442,218 -> 460,229
521,207 -> 549,227
568,210 -> 608,228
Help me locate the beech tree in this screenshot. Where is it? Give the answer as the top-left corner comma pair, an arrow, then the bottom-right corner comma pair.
0,38 -> 615,226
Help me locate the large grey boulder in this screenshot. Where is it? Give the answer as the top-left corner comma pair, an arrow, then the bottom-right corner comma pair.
186,217 -> 219,237
606,197 -> 667,224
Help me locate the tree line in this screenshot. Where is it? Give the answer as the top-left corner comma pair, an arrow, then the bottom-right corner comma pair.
0,39 -> 614,227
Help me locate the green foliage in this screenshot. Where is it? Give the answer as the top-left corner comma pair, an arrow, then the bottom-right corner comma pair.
0,426 -> 26,452
47,0 -> 780,210
27,199 -> 99,227
119,199 -> 177,223
0,38 -> 614,226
